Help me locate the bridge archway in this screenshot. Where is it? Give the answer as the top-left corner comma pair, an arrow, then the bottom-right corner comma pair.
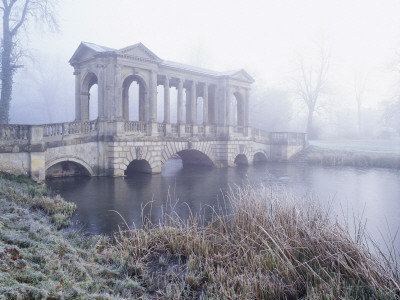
175,149 -> 214,168
45,157 -> 94,178
125,159 -> 152,175
122,74 -> 147,121
81,72 -> 98,120
231,92 -> 245,127
234,154 -> 248,166
253,152 -> 268,163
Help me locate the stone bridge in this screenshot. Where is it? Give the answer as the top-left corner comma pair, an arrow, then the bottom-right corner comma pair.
0,42 -> 307,181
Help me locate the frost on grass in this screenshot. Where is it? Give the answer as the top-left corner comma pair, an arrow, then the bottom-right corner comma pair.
0,172 -> 399,299
0,174 -> 146,299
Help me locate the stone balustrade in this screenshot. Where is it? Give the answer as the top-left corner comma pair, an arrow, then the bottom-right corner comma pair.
0,121 -> 306,148
270,132 -> 307,145
124,121 -> 147,133
0,125 -> 30,140
43,121 -> 97,137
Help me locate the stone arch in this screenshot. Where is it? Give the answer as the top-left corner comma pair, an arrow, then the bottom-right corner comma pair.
45,157 -> 95,178
230,143 -> 252,166
176,149 -> 214,167
81,71 -> 99,120
125,159 -> 152,175
231,91 -> 245,127
160,141 -> 216,167
116,146 -> 161,174
253,151 -> 269,163
234,154 -> 248,165
122,74 -> 148,121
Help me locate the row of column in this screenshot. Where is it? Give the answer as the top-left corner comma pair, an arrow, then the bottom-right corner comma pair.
158,76 -> 215,125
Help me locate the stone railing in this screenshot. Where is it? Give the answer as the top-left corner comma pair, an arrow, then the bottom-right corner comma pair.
269,132 -> 307,145
158,123 -> 166,134
43,121 -> 97,137
234,126 -> 244,133
251,128 -> 269,138
124,121 -> 147,133
171,124 -> 178,134
0,125 -> 30,141
185,124 -> 192,134
197,125 -> 204,134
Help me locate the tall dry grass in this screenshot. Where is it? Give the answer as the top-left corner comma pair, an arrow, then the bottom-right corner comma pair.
107,185 -> 400,299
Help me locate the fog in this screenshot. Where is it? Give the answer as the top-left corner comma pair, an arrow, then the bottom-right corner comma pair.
8,0 -> 400,138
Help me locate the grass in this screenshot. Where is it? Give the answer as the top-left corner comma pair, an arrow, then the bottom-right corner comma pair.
292,146 -> 400,169
0,173 -> 399,299
108,185 -> 400,299
0,172 -> 76,228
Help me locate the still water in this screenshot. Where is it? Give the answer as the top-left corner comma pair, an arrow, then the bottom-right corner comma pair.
47,160 -> 400,249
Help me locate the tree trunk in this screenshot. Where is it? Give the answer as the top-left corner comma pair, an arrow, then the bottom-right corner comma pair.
306,107 -> 314,139
0,6 -> 13,124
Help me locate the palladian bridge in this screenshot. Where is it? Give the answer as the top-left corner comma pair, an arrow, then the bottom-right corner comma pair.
0,42 -> 307,181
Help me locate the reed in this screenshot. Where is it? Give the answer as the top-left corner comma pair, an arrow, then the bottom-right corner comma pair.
108,185 -> 400,299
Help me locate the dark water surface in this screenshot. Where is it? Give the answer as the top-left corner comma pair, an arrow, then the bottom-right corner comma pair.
46,160 -> 400,250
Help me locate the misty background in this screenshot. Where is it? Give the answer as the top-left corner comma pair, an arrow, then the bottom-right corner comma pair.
8,0 -> 400,139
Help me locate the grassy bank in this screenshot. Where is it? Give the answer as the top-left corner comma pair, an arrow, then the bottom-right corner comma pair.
0,174 -> 399,299
292,146 -> 400,169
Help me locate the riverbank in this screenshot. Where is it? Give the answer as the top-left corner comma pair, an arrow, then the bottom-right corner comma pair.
291,144 -> 400,169
0,173 -> 399,299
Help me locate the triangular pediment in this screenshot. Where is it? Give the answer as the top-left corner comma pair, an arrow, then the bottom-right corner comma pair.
117,43 -> 161,62
228,69 -> 255,83
69,42 -> 115,65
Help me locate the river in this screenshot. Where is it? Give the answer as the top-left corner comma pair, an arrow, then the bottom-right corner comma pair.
46,160 -> 400,251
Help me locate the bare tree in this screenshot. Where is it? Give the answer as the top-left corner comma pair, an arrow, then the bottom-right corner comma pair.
294,41 -> 330,138
0,0 -> 58,124
354,72 -> 367,135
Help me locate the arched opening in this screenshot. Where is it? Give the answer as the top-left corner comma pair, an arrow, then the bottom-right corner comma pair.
122,75 -> 147,121
82,72 -> 98,121
197,97 -> 204,124
234,154 -> 248,166
253,152 -> 268,164
46,161 -> 91,178
125,159 -> 152,176
231,92 -> 245,127
182,88 -> 187,123
162,150 -> 214,176
157,84 -> 164,123
170,87 -> 178,123
177,150 -> 214,168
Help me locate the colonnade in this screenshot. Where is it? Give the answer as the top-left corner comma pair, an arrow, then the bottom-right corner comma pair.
70,42 -> 253,128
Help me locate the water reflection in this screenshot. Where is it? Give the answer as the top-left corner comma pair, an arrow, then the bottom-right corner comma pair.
47,160 -> 400,252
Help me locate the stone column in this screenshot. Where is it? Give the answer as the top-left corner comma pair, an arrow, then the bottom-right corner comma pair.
244,88 -> 250,127
149,70 -> 157,122
214,86 -> 219,125
186,81 -> 191,124
177,79 -> 184,123
74,69 -> 81,121
80,92 -> 89,121
164,76 -> 170,123
164,76 -> 171,134
244,88 -> 250,136
191,81 -> 197,125
97,65 -> 106,120
203,83 -> 208,125
226,86 -> 232,126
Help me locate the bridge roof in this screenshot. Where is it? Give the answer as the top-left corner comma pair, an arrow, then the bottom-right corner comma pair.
69,42 -> 255,83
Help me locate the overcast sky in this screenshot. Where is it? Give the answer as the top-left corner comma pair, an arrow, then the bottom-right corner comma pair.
11,0 -> 400,123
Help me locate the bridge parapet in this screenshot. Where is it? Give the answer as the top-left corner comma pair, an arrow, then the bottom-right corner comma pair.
270,132 -> 308,146
43,120 -> 97,137
0,125 -> 30,141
